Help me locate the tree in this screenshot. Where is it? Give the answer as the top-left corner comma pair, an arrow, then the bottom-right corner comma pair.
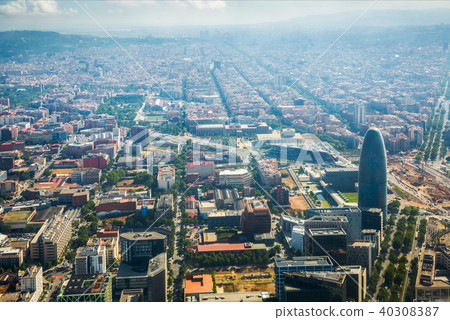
377,287 -> 390,302
1,224 -> 12,234
65,251 -> 76,263
81,200 -> 96,216
384,263 -> 396,286
43,168 -> 52,177
24,224 -> 35,233
392,234 -> 403,250
387,200 -> 401,214
388,251 -> 398,263
415,153 -> 423,162
89,221 -> 98,234
399,256 -> 408,264
133,171 -> 154,188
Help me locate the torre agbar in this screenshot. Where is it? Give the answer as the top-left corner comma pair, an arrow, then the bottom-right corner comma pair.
358,127 -> 388,223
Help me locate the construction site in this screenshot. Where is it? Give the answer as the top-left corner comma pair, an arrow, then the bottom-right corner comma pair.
214,267 -> 275,294
389,158 -> 450,211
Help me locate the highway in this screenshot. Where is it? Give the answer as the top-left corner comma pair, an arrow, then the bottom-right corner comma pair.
431,77 -> 449,168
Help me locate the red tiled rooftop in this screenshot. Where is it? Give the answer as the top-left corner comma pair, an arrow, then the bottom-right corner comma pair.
188,212 -> 198,219
186,161 -> 214,169
196,243 -> 251,253
184,274 -> 214,294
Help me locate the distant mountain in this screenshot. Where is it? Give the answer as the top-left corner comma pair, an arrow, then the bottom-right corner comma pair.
282,8 -> 450,29
0,30 -> 170,59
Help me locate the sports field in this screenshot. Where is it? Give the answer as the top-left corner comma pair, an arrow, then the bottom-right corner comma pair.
341,192 -> 358,203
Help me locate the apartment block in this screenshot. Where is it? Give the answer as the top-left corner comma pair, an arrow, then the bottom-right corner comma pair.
30,214 -> 72,263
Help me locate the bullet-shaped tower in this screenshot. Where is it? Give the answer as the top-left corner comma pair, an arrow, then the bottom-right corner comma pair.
358,127 -> 387,222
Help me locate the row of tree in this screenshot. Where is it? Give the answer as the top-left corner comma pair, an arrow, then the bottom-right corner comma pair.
185,246 -> 281,267
392,215 -> 417,252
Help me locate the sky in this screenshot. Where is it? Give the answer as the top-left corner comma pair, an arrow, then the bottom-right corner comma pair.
1,0 -> 450,33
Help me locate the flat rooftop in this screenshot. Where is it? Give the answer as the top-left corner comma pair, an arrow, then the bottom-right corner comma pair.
286,270 -> 346,284
198,292 -> 265,302
61,274 -> 110,296
348,241 -> 373,247
208,211 -> 241,218
31,206 -> 64,223
309,228 -> 346,236
306,215 -> 348,222
117,253 -> 166,279
219,168 -> 249,175
275,256 -> 333,268
307,207 -> 361,214
120,232 -> 166,241
324,167 -> 358,173
185,274 -> 214,295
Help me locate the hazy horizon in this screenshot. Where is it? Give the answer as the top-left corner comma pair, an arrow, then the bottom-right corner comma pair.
1,1 -> 450,36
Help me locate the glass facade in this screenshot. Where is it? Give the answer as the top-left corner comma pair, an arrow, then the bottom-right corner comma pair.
358,128 -> 387,222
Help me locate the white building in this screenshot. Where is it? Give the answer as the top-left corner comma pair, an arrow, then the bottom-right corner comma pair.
291,225 -> 305,254
20,266 -> 43,302
218,168 -> 252,187
157,166 -> 175,191
256,129 -> 304,147
199,200 -> 217,219
186,161 -> 215,178
75,245 -> 107,275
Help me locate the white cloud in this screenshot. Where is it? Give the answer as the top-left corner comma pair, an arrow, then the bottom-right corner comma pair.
0,0 -> 75,16
0,0 -> 27,15
107,8 -> 124,14
110,0 -> 226,10
184,0 -> 226,10
30,0 -> 59,15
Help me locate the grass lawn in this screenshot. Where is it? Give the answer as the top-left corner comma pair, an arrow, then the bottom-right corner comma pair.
146,115 -> 166,120
3,210 -> 33,222
341,192 -> 358,203
320,200 -> 332,208
392,186 -> 413,201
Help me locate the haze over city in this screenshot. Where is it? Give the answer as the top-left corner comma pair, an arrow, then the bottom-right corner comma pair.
0,0 -> 449,314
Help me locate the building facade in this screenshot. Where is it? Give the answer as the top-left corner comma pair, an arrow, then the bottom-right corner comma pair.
358,127 -> 387,222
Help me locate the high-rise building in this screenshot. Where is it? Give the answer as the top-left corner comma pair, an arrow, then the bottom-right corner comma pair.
283,271 -> 347,302
305,228 -> 347,266
274,256 -> 334,301
305,207 -> 362,241
119,232 -> 167,265
354,105 -> 366,125
241,199 -> 271,234
30,214 -> 72,263
115,252 -> 167,302
358,127 -> 387,222
75,245 -> 107,275
362,208 -> 383,240
87,237 -> 119,267
347,241 -> 373,276
291,225 -> 305,254
322,167 -> 358,190
270,185 -> 290,208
